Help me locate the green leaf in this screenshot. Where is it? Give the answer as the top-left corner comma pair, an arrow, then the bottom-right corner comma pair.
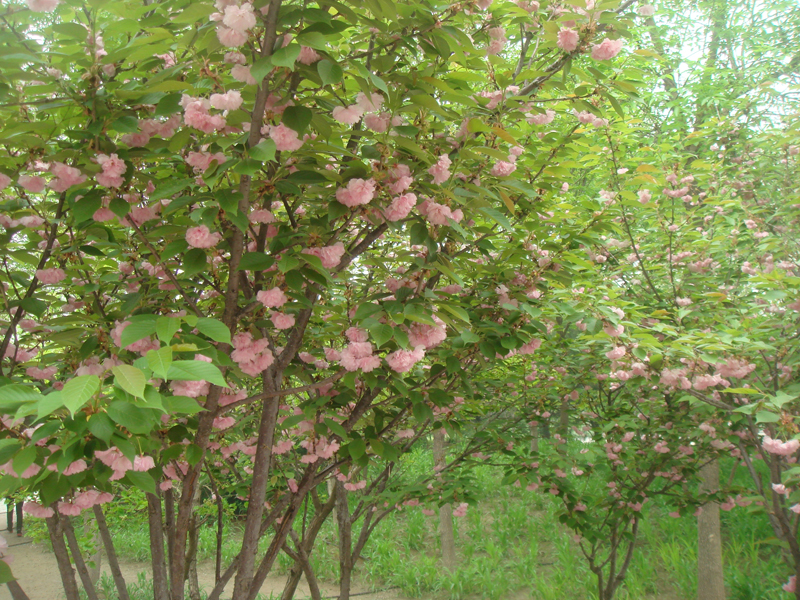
124,471 -> 156,494
186,443 -> 203,466
250,138 -> 276,162
112,365 -> 147,398
317,59 -> 343,86
272,43 -> 301,68
182,248 -> 207,277
62,375 -> 100,416
163,395 -> 204,415
167,361 -> 228,387
37,391 -> 65,418
156,316 -> 182,343
0,440 -> 21,466
88,413 -> 116,444
147,346 -> 173,379
282,106 -> 313,134
120,315 -> 158,349
370,323 -> 393,349
106,401 -> 158,435
196,318 -> 232,344
347,438 -> 367,460
478,206 -> 513,231
756,410 -> 780,424
238,252 -> 274,271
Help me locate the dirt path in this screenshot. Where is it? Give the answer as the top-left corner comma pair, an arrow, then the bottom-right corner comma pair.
0,534 -> 410,600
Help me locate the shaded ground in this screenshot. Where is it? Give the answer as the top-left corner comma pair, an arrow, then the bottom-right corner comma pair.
0,533 -> 411,600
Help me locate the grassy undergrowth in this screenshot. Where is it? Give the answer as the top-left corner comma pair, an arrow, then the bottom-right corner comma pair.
31,444 -> 787,600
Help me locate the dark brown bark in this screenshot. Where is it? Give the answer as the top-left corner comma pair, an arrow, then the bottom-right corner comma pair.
697,460 -> 726,600
335,481 -> 353,600
46,514 -> 80,600
433,429 -> 456,570
147,493 -> 170,600
61,516 -> 100,600
164,487 -> 176,577
6,581 -> 30,600
92,505 -> 131,600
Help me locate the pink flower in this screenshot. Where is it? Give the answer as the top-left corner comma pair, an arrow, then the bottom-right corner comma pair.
339,342 -> 379,372
297,46 -> 321,65
213,416 -> 236,430
406,317 -> 447,349
638,190 -> 651,204
18,175 -> 46,193
487,27 -> 507,55
248,209 -> 275,223
335,178 -> 376,207
363,112 -> 392,133
428,154 -> 452,185
210,90 -> 243,111
231,332 -> 274,376
269,123 -> 304,152
346,327 -> 369,343
217,25 -> 249,47
257,287 -> 288,308
591,38 -> 624,60
133,455 -> 155,471
785,576 -> 797,593
27,0 -> 60,12
24,501 -> 55,518
762,436 -> 800,456
384,193 -> 417,221
302,242 -> 346,269
58,502 -> 82,516
63,460 -> 88,476
36,268 -> 66,284
772,483 -> 789,496
356,92 -> 384,112
96,153 -> 127,187
271,312 -> 295,330
222,3 -> 256,32
332,105 -> 364,125
48,163 -> 87,192
231,64 -> 257,85
185,225 -> 222,249
452,503 -> 468,517
121,132 -> 150,147
0,174 -> 10,190
386,346 -> 425,373
557,28 -> 580,52
637,5 -> 655,16
490,161 -> 516,177
527,109 -> 555,125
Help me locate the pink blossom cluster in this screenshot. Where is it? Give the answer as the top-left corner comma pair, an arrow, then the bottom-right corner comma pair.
232,331 -> 275,377
574,110 -> 608,128
96,154 -> 127,188
335,178 -> 376,207
428,154 -> 452,185
692,373 -> 729,391
36,267 -> 66,285
557,27 -> 580,53
384,193 -> 417,221
406,316 -> 447,349
302,242 -> 346,269
385,346 -> 425,373
18,174 -> 46,193
591,38 -> 624,60
56,489 -> 114,516
714,357 -> 756,379
417,198 -> 463,226
48,162 -> 87,192
270,312 -> 295,329
213,1 -> 257,47
387,163 -> 413,194
339,330 -> 380,372
181,95 -> 226,134
299,436 -> 340,463
762,436 -> 800,456
186,151 -> 227,173
526,108 -> 555,125
95,447 -> 155,481
487,27 -> 507,55
257,286 -> 288,308
210,90 -> 243,111
186,225 -> 223,249
268,123 -> 304,152
27,0 -> 60,12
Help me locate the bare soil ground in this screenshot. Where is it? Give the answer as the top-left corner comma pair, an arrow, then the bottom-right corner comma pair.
0,534 -> 411,600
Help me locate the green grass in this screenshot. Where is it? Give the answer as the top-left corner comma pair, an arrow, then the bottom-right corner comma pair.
38,447 -> 789,600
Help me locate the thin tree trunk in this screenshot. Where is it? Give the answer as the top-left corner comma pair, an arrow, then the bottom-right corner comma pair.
697,460 -> 726,600
187,520 -> 201,600
46,514 -> 80,600
147,492 -> 170,600
92,505 -> 131,600
164,487 -> 176,577
433,429 -> 456,570
61,516 -> 100,600
335,482 -> 353,600
529,421 -> 539,452
6,581 -> 30,600
84,514 -> 101,585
